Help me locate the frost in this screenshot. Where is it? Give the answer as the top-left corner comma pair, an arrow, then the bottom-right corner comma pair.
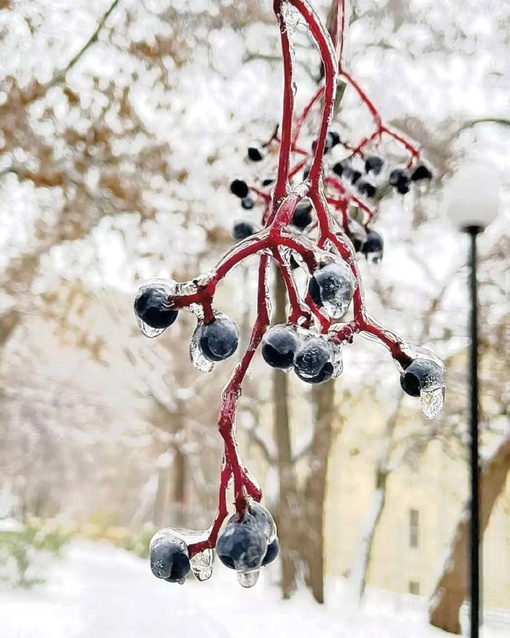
420,386 -> 445,419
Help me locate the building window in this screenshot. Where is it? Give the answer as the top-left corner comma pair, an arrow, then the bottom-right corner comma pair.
409,508 -> 420,548
408,581 -> 420,596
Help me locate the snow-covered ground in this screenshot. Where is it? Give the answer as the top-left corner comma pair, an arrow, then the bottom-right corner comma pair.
1,541 -> 508,638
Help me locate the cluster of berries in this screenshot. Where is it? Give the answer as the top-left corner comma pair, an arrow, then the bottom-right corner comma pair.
149,501 -> 278,588
134,281 -> 240,366
230,134 -> 433,264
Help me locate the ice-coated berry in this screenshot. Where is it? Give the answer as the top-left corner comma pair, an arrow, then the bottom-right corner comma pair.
230,179 -> 249,199
308,262 -> 355,318
197,316 -> 239,362
241,195 -> 255,210
389,167 -> 411,194
247,146 -> 264,162
357,179 -> 376,198
262,538 -> 280,566
362,230 -> 384,261
216,502 -> 275,573
150,535 -> 190,583
232,221 -> 256,241
134,283 -> 178,330
365,154 -> 384,175
410,163 -> 433,182
291,199 -> 313,230
261,325 -> 300,370
294,337 -> 334,384
400,358 -> 445,397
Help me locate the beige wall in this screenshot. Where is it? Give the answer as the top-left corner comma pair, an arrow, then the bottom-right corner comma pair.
325,406 -> 510,608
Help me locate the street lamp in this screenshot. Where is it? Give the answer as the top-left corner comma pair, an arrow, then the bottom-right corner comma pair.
445,164 -> 500,638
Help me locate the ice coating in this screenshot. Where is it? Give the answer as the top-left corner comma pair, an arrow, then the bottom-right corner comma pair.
190,548 -> 214,582
136,318 -> 165,339
421,387 -> 445,420
190,321 -> 215,372
236,569 -> 260,588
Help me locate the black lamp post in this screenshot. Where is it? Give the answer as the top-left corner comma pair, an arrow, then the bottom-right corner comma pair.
446,165 -> 499,638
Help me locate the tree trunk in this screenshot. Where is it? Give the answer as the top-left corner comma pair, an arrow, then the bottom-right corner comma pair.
172,446 -> 187,527
348,469 -> 388,601
273,267 -> 299,599
303,381 -> 335,603
429,435 -> 510,634
347,399 -> 401,602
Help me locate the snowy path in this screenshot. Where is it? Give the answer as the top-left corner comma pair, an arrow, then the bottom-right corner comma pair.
0,541 -> 508,638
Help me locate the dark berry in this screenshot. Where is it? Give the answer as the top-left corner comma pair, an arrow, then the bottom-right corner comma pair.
241,195 -> 255,210
362,230 -> 384,261
389,168 -> 411,194
400,358 -> 444,397
134,283 -> 178,330
247,146 -> 264,162
262,538 -> 280,566
261,325 -> 300,370
294,337 -> 334,384
197,316 -> 239,362
230,179 -> 249,199
262,178 -> 274,187
332,161 -> 346,177
291,199 -> 313,230
232,221 -> 256,241
216,502 -> 274,572
347,220 -> 367,253
364,155 -> 384,175
150,536 -> 190,583
308,262 -> 355,318
410,163 -> 433,182
327,131 -> 341,148
332,160 -> 361,184
357,179 -> 376,198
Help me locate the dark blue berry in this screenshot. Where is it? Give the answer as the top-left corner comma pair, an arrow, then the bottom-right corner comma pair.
150,536 -> 190,583
294,337 -> 334,384
241,195 -> 255,210
362,230 -> 384,260
364,155 -> 384,175
247,147 -> 264,162
357,179 -> 376,198
261,325 -> 300,370
389,168 -> 411,194
291,199 -> 313,230
197,316 -> 239,362
232,221 -> 256,241
216,502 -> 275,572
230,179 -> 249,199
400,358 -> 444,397
262,538 -> 280,566
410,163 -> 433,182
134,284 -> 178,330
308,263 -> 354,313
332,160 -> 361,184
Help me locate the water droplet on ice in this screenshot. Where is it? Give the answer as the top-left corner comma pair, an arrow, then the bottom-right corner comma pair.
421,386 -> 445,419
136,317 -> 165,338
190,548 -> 214,582
236,569 -> 260,588
190,323 -> 215,372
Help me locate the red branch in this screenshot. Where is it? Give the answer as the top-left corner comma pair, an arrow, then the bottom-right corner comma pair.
153,0 -> 430,559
